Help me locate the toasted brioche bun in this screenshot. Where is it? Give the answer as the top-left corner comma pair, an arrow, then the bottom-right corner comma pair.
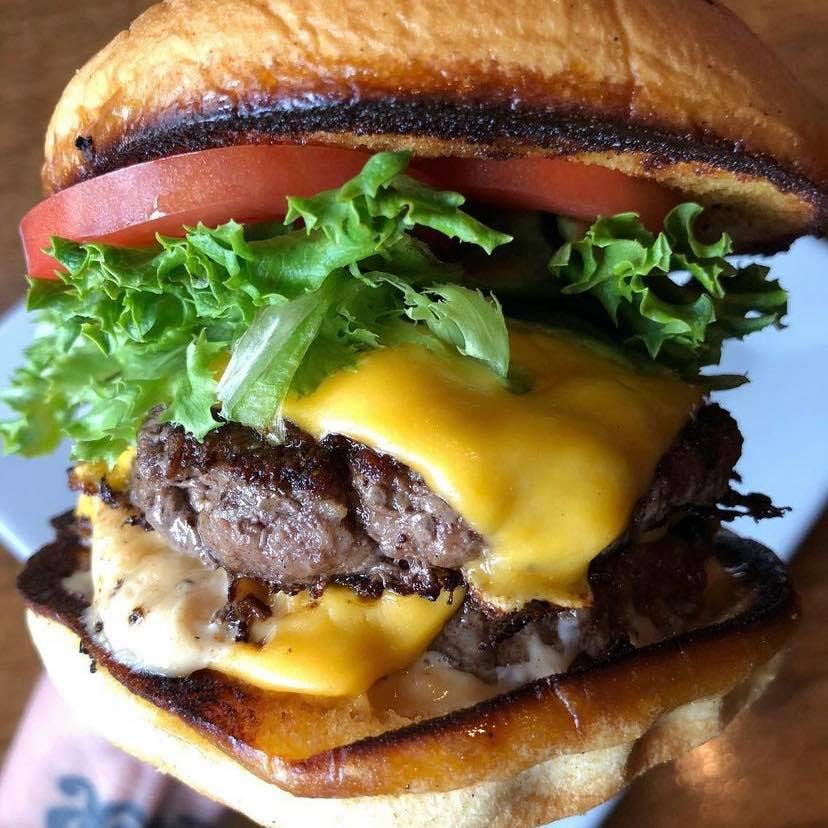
25,610 -> 784,828
43,0 -> 827,248
19,521 -> 797,824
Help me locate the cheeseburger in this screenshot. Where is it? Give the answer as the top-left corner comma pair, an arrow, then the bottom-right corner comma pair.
3,0 -> 823,825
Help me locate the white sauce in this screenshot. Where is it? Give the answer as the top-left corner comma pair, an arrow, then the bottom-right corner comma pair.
626,612 -> 661,648
495,610 -> 588,690
83,504 -> 232,676
368,652 -> 499,718
61,569 -> 93,603
80,502 -> 605,718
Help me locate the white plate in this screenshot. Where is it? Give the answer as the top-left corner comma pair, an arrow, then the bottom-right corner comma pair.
1,237 -> 826,828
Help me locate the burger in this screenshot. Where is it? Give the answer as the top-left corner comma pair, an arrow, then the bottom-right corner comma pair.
3,0 -> 822,825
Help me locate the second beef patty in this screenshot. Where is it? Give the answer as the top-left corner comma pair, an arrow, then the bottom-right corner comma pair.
128,404 -> 742,598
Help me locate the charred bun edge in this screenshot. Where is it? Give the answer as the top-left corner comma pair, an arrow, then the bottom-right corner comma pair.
25,611 -> 786,828
65,94 -> 828,226
19,515 -> 798,798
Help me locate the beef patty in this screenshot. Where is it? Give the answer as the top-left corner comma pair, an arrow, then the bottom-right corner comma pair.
430,519 -> 721,680
128,404 -> 742,597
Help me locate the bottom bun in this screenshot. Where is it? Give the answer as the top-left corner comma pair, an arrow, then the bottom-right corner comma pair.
28,609 -> 782,828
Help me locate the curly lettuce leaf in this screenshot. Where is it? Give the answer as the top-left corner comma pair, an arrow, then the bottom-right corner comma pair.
404,284 -> 509,378
548,203 -> 787,384
360,272 -> 509,378
1,149 -> 790,465
216,278 -> 344,438
0,152 -> 512,463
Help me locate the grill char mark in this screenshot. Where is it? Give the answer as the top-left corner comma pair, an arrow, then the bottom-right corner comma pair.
64,94 -> 827,227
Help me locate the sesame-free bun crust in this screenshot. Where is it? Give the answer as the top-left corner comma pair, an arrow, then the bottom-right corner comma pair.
43,0 -> 828,248
26,610 -> 784,828
19,519 -> 797,823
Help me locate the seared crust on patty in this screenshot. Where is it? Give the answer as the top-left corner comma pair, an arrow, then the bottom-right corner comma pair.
632,403 -> 742,531
43,0 -> 828,248
129,404 -> 742,597
433,521 -> 718,680
130,419 -> 471,597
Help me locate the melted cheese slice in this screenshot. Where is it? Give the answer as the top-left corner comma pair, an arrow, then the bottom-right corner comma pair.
212,588 -> 460,696
285,328 -> 701,609
73,447 -> 136,492
84,498 -> 459,697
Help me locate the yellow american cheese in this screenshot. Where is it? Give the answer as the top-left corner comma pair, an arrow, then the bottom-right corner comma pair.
73,447 -> 137,492
85,497 -> 460,697
82,325 -> 700,697
74,449 -> 136,521
211,587 -> 461,697
285,328 -> 702,609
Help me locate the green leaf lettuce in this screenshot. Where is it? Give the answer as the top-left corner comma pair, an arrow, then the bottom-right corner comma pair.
548,203 -> 787,383
0,153 -> 788,466
0,152 -> 512,463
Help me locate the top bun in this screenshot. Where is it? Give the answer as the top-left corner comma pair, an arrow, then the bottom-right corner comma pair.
44,0 -> 827,248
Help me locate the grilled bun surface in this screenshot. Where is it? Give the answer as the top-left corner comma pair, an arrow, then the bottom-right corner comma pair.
27,609 -> 784,828
19,521 -> 797,809
44,0 -> 828,248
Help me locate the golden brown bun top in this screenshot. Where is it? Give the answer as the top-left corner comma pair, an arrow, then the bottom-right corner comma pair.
44,0 -> 828,247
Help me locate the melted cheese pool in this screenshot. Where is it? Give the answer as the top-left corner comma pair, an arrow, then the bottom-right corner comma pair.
285,329 -> 701,608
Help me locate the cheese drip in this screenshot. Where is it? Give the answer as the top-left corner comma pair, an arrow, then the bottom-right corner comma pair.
213,587 -> 460,696
83,499 -> 459,697
285,328 -> 701,609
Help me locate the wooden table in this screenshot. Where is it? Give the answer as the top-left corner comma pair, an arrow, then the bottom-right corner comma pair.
0,2 -> 825,825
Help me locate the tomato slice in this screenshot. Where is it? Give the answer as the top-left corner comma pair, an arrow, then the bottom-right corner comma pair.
20,145 -> 373,279
411,157 -> 679,231
21,145 -> 678,279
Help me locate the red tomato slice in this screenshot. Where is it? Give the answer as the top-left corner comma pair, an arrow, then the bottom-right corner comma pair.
21,145 -> 678,279
20,145 -> 373,279
411,157 -> 679,231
